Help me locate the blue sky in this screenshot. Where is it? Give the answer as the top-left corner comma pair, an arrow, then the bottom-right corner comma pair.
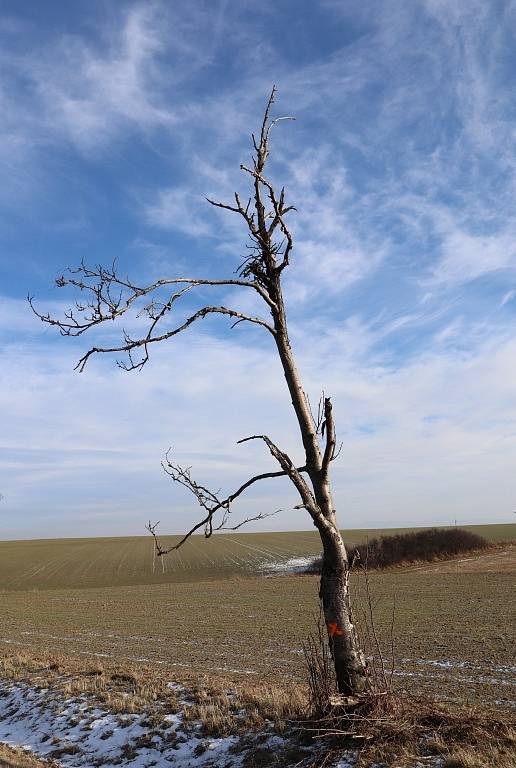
1,0 -> 516,539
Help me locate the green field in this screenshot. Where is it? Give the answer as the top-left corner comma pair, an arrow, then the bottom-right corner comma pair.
0,549 -> 514,710
0,524 -> 514,712
0,523 -> 513,591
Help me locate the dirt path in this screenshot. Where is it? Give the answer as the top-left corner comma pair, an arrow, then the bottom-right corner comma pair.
404,545 -> 515,574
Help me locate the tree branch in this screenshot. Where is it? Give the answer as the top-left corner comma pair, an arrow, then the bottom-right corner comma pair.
239,165 -> 295,271
321,397 -> 337,475
147,453 -> 307,554
66,304 -> 274,372
237,433 -> 330,528
29,262 -> 278,334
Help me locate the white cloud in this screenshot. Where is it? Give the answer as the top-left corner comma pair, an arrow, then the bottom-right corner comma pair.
431,228 -> 516,286
0,296 -> 43,336
433,319 -> 463,345
281,148 -> 386,298
0,2 -> 233,161
145,188 -> 213,238
26,4 -> 175,150
1,294 -> 516,537
2,1 -> 516,537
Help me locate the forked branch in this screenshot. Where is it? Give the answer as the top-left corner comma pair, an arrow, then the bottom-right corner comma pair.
147,424 -> 324,555
321,397 -> 338,474
146,449 -> 306,553
75,305 -> 274,372
237,434 -> 330,529
29,262 -> 277,371
206,86 -> 296,280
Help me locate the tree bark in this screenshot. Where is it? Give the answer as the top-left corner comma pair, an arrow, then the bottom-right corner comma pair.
318,525 -> 368,695
272,305 -> 368,696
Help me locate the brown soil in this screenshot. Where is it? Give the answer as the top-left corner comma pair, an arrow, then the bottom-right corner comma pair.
405,544 -> 515,573
0,546 -> 513,714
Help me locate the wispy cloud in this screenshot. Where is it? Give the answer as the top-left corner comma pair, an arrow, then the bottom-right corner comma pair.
0,4 -> 175,154
431,227 -> 516,286
1,294 -> 515,537
145,187 -> 214,238
1,1 -> 516,536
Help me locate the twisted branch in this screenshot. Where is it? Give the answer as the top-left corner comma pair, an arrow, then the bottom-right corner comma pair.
29,262 -> 278,371
237,433 -> 330,529
146,447 -> 308,553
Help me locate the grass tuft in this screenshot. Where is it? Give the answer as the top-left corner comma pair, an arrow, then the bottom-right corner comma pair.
304,694 -> 515,768
0,743 -> 58,767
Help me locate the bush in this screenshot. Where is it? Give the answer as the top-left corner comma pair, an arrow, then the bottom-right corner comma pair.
305,528 -> 489,573
358,527 -> 489,568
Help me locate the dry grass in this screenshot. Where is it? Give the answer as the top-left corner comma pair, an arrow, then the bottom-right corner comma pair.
179,675 -> 307,736
368,697 -> 515,767
303,695 -> 516,768
0,648 -> 308,736
0,650 -> 182,720
1,648 -> 514,767
442,747 -> 516,768
0,744 -> 57,767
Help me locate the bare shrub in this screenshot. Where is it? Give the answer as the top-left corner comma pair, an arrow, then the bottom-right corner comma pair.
303,601 -> 393,720
302,686 -> 515,768
300,596 -> 513,767
357,527 -> 489,568
304,527 -> 490,573
303,614 -> 338,718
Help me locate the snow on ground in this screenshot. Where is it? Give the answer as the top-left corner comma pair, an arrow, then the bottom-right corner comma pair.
0,680 -> 295,767
258,556 -> 319,575
0,678 -> 450,767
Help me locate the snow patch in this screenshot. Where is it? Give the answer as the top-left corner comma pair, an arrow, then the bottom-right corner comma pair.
258,556 -> 319,575
0,680 -> 290,767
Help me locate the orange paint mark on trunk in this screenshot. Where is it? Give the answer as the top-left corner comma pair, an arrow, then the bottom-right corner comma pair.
327,621 -> 344,638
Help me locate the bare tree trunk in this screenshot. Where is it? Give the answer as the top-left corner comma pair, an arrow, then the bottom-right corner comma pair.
318,525 -> 368,695
273,315 -> 368,696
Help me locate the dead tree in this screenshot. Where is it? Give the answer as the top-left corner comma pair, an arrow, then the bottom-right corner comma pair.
30,88 -> 368,696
